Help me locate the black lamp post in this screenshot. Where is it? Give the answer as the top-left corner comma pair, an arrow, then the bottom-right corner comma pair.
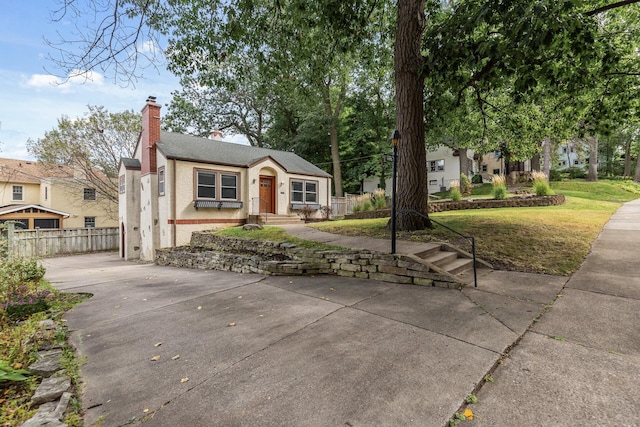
390,130 -> 401,254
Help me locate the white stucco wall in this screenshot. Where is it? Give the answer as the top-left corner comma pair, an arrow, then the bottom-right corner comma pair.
118,165 -> 141,260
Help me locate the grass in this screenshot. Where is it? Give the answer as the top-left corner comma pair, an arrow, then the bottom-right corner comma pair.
311,179 -> 640,276
214,226 -> 346,251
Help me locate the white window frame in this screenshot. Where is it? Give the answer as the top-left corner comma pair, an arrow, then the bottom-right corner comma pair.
84,217 -> 96,228
158,167 -> 165,196
290,179 -> 318,204
119,175 -> 126,194
12,185 -> 23,201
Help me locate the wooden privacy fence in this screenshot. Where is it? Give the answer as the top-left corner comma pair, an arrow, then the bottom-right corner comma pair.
6,224 -> 119,259
331,194 -> 359,217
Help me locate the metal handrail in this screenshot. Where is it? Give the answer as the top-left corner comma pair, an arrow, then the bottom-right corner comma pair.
398,209 -> 478,288
251,197 -> 270,222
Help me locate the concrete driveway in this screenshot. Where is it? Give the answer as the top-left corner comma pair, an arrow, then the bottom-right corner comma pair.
45,253 -> 565,427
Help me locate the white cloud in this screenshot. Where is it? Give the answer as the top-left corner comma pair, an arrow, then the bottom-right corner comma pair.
26,70 -> 104,93
26,73 -> 59,88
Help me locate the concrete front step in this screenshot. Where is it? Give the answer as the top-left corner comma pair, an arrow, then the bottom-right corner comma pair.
414,243 -> 444,258
262,215 -> 302,225
420,250 -> 458,267
440,257 -> 474,275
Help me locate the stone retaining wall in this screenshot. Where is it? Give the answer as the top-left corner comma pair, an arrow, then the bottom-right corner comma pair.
155,233 -> 461,288
345,194 -> 565,219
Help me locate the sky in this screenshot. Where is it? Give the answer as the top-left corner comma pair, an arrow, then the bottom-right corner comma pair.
0,1 -> 245,161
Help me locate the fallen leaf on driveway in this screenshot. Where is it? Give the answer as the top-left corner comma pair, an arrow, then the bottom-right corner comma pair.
172,355 -> 180,360
228,322 -> 236,327
143,409 -> 150,413
197,306 -> 202,310
238,296 -> 243,299
329,288 -> 335,291
151,355 -> 160,361
180,377 -> 189,383
154,342 -> 163,347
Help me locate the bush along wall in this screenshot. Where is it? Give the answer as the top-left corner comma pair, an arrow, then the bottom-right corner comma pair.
345,194 -> 565,219
155,233 -> 462,289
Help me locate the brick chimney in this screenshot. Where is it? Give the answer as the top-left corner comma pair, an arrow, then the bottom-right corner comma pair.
209,129 -> 223,141
141,96 -> 161,176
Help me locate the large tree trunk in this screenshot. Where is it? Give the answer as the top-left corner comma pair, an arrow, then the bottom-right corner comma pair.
587,136 -> 598,181
321,82 -> 344,197
393,0 -> 430,231
635,150 -> 640,183
542,137 -> 551,177
624,139 -> 631,177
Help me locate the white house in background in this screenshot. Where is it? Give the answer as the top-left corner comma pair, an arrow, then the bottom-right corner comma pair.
556,141 -> 585,170
363,146 -> 476,195
119,98 -> 332,261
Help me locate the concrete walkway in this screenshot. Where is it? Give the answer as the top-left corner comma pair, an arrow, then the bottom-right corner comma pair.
44,199 -> 640,426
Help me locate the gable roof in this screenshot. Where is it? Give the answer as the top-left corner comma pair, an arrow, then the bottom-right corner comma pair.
0,158 -> 74,184
156,131 -> 331,178
0,204 -> 71,218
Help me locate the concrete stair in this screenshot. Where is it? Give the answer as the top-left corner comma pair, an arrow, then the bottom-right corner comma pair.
413,242 -> 493,286
261,214 -> 302,225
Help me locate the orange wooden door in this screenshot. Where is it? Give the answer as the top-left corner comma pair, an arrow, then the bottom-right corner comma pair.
259,176 -> 275,213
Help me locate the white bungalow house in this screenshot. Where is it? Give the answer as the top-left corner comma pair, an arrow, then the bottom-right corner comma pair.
363,146 -> 476,195
119,98 -> 332,261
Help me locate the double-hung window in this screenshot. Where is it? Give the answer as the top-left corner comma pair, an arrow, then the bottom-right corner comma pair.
197,171 -> 217,199
220,174 -> 237,200
12,185 -> 23,201
119,176 -> 126,194
291,180 -> 318,204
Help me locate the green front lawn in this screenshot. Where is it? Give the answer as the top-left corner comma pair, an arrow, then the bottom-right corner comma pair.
312,179 -> 640,276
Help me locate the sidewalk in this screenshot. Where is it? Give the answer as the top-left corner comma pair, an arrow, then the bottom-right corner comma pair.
465,198 -> 640,426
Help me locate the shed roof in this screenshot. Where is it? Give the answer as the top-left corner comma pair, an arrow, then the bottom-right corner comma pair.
156,132 -> 331,178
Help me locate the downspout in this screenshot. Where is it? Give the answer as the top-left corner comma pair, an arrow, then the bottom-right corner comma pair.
172,159 -> 177,247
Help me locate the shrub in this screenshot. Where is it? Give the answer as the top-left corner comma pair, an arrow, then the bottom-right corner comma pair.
492,174 -> 508,200
549,169 -> 562,181
353,194 -> 374,212
449,180 -> 462,201
471,174 -> 483,184
0,258 -> 46,303
566,166 -> 587,179
531,171 -> 553,196
320,205 -> 332,220
296,205 -> 317,222
372,189 -> 387,209
460,174 -> 472,196
3,287 -> 52,320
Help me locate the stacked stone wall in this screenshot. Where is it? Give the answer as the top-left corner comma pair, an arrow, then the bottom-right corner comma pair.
155,233 -> 461,288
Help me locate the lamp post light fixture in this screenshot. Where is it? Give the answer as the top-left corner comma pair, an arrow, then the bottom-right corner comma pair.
390,130 -> 401,254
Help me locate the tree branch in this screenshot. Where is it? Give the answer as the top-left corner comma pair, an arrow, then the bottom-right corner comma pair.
585,0 -> 640,16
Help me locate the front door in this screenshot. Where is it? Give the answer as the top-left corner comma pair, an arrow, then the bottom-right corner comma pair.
259,176 -> 276,214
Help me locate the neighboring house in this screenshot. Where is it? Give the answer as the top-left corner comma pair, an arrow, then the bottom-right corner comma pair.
0,158 -> 118,229
479,151 -> 533,180
362,146 -> 476,195
556,141 -> 585,170
119,98 -> 332,261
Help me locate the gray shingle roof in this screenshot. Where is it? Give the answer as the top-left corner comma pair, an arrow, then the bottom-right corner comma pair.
156,132 -> 331,178
121,158 -> 141,169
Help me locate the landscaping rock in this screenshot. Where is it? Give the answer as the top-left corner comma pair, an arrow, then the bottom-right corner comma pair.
31,376 -> 71,405
243,223 -> 263,230
21,392 -> 72,426
28,350 -> 63,377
